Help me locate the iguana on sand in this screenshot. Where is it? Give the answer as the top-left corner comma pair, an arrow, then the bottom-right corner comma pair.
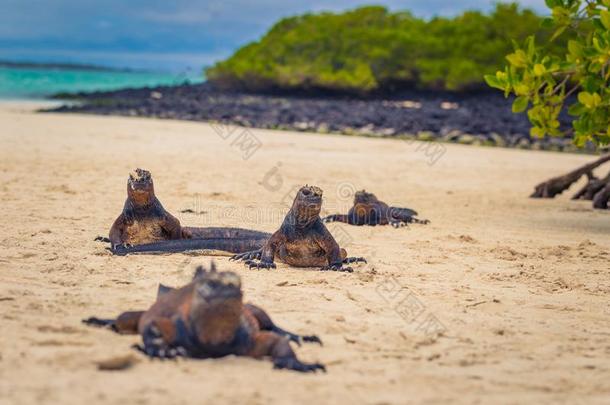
101,169 -> 270,254
83,263 -> 325,373
231,185 -> 366,272
323,190 -> 429,228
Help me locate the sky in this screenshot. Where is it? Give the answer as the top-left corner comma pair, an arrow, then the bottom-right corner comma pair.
0,0 -> 548,72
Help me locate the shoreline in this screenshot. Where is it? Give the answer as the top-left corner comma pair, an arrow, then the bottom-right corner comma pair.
43,107 -> 601,158
0,98 -> 67,112
49,83 -> 601,154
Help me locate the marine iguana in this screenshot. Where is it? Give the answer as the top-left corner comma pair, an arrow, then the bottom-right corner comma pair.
102,169 -> 270,254
230,185 -> 366,272
83,263 -> 325,373
322,190 -> 429,228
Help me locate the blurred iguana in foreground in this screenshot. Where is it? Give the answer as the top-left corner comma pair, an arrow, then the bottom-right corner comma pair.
84,263 -> 325,373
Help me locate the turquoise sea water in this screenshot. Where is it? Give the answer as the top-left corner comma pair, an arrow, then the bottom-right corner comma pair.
0,66 -> 203,99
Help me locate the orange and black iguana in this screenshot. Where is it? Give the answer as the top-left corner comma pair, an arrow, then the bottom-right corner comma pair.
83,263 -> 325,373
231,185 -> 366,272
323,190 -> 429,228
96,169 -> 270,255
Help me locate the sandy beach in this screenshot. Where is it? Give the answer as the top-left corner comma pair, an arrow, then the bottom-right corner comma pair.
1,103 -> 609,404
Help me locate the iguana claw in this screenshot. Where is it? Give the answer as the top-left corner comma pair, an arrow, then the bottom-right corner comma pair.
132,343 -> 186,360
320,264 -> 353,272
343,257 -> 366,264
231,250 -> 262,261
244,260 -> 276,270
273,357 -> 326,373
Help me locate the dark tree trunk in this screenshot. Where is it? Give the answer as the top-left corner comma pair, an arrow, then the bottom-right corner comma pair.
530,153 -> 610,204
571,168 -> 610,200
592,181 -> 610,209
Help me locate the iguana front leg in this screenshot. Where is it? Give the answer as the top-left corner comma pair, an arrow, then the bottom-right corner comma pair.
247,332 -> 326,373
109,214 -> 127,248
314,226 -> 354,272
246,243 -> 277,269
233,232 -> 281,270
161,212 -> 184,240
134,319 -> 187,359
245,304 -> 322,346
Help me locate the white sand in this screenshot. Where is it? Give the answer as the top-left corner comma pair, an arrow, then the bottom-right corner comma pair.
0,105 -> 609,404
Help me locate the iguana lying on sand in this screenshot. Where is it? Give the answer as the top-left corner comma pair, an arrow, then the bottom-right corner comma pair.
99,169 -> 270,254
231,185 -> 366,272
322,190 -> 429,228
83,263 -> 325,373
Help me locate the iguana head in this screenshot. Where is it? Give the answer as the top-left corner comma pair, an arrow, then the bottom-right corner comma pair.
192,263 -> 242,302
353,190 -> 378,205
127,168 -> 155,206
290,185 -> 323,228
190,263 -> 243,345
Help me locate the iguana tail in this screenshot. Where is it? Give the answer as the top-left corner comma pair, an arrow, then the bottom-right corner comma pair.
83,311 -> 143,334
111,236 -> 270,256
388,207 -> 418,219
388,207 -> 429,224
182,227 -> 271,240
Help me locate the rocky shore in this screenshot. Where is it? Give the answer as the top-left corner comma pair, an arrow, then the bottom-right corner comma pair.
50,83 -> 594,153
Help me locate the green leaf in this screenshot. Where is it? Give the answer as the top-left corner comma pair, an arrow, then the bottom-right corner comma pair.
533,64 -> 546,76
573,134 -> 588,147
484,74 -> 505,90
600,10 -> 610,30
506,50 -> 528,68
526,36 -> 536,59
550,25 -> 567,41
592,18 -> 605,31
512,96 -> 529,113
582,76 -> 602,93
530,127 -> 545,138
578,92 -> 601,109
567,102 -> 586,116
567,40 -> 583,58
595,135 -> 610,147
540,17 -> 554,29
483,71 -> 507,90
514,83 -> 530,96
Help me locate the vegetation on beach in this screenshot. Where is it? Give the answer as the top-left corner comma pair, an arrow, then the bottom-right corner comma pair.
486,0 -> 609,147
206,3 -> 567,93
487,0 -> 609,209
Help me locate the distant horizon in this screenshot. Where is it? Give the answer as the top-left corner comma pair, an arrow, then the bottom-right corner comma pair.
1,1 -> 547,72
0,59 -> 197,75
0,59 -> 143,72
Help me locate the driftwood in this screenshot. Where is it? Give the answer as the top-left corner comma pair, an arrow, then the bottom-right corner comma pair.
572,169 -> 610,200
530,153 -> 610,207
592,182 -> 610,209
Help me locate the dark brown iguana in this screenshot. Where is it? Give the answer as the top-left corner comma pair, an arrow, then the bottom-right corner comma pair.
99,169 -> 270,254
231,185 -> 366,272
83,263 -> 325,373
322,190 -> 429,228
